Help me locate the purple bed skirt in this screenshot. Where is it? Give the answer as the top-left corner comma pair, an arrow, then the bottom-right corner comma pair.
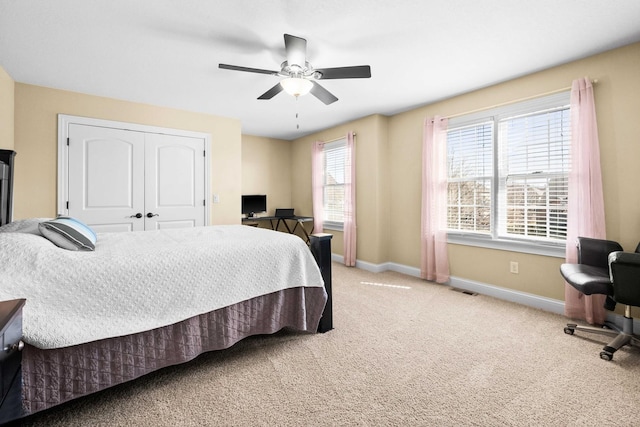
21,286 -> 327,415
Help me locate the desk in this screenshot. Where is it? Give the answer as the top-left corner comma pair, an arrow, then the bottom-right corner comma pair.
242,216 -> 314,243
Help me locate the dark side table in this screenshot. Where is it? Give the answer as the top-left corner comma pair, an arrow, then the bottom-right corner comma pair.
0,298 -> 26,424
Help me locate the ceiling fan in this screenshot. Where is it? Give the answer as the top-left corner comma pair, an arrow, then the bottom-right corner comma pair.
219,34 -> 371,105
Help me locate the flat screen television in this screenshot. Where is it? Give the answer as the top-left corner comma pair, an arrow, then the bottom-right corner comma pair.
242,194 -> 267,217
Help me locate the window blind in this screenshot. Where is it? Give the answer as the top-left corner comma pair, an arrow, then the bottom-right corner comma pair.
323,139 -> 347,224
497,107 -> 571,241
446,122 -> 493,233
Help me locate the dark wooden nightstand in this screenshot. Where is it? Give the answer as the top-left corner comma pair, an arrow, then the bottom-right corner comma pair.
0,299 -> 25,424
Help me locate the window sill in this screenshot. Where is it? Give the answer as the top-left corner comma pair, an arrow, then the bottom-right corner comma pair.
323,222 -> 344,232
447,233 -> 566,258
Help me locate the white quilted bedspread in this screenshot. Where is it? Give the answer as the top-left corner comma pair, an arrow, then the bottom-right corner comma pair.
0,225 -> 324,349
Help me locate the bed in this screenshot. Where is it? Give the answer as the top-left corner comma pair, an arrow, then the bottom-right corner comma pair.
0,149 -> 332,423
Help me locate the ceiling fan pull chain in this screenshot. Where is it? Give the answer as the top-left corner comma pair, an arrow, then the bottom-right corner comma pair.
296,99 -> 300,130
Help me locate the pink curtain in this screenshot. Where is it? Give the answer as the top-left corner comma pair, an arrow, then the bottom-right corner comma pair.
311,141 -> 324,234
343,132 -> 357,266
564,77 -> 607,325
421,116 -> 450,283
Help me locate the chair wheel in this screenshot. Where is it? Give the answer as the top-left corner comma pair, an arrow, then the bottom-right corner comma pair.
600,351 -> 613,361
564,327 -> 575,335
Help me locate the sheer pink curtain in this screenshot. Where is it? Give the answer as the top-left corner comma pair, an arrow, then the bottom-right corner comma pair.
421,116 -> 450,283
564,77 -> 607,325
343,132 -> 357,266
311,141 -> 324,234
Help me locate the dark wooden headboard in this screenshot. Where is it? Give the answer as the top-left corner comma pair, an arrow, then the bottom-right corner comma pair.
0,149 -> 16,226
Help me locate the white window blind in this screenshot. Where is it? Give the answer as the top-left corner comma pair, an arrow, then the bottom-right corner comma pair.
447,122 -> 493,233
323,139 -> 347,226
497,107 -> 571,241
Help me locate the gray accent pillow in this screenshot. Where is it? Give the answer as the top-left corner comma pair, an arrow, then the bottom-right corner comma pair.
38,217 -> 97,251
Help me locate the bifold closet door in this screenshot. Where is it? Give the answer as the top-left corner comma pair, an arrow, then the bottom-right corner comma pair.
67,124 -> 206,232
68,124 -> 146,232
144,133 -> 205,230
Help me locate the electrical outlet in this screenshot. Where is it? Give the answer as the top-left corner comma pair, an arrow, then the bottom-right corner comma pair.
510,261 -> 519,274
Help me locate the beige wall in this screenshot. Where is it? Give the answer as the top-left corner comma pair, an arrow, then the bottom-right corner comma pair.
290,42 -> 640,303
13,84 -> 242,224
291,114 -> 390,264
241,134 -> 292,217
389,42 -> 640,302
0,67 -> 14,150
9,42 -> 640,305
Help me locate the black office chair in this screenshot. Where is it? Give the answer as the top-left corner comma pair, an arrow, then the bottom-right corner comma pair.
560,237 -> 640,360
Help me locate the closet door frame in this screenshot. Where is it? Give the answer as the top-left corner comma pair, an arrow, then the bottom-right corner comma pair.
57,114 -> 211,226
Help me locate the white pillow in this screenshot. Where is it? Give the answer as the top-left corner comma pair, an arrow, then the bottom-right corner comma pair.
0,218 -> 51,235
38,217 -> 97,251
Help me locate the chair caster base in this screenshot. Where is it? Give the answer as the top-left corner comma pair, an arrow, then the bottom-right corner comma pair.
600,351 -> 613,361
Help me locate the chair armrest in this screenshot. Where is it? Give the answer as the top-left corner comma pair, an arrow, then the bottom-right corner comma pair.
608,251 -> 640,267
577,237 -> 623,269
608,251 -> 640,306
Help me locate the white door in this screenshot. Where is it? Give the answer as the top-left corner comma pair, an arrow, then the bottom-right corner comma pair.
68,124 -> 146,232
67,124 -> 206,232
144,133 -> 205,230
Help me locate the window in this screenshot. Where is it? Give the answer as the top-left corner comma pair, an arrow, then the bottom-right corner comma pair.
446,92 -> 571,256
323,138 -> 347,229
447,122 -> 493,233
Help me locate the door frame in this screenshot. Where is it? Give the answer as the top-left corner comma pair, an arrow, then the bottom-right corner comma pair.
57,114 -> 212,225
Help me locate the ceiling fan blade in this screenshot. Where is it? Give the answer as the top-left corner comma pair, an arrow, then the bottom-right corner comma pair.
310,82 -> 338,105
258,83 -> 284,100
284,34 -> 307,69
219,64 -> 279,75
315,65 -> 372,79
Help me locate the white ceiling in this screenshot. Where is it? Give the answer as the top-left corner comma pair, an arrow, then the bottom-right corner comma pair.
1,0 -> 640,140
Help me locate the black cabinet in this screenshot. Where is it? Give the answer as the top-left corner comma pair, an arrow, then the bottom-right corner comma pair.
0,299 -> 25,425
0,150 -> 16,226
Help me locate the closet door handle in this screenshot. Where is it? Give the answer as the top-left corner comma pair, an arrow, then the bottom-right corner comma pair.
146,213 -> 159,218
130,213 -> 143,218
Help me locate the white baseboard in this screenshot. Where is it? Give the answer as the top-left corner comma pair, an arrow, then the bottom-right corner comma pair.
331,253 -> 344,264
331,254 -> 422,276
332,253 -> 640,330
447,276 -> 565,315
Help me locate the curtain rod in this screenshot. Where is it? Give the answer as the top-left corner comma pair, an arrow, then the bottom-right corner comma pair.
322,132 -> 356,144
445,79 -> 598,120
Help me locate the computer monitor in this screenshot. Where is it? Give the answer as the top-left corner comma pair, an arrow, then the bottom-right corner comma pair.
241,194 -> 267,217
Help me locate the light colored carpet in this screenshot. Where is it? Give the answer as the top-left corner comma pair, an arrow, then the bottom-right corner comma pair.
19,263 -> 640,426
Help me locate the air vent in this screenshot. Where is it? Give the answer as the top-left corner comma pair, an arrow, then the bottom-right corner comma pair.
450,287 -> 478,296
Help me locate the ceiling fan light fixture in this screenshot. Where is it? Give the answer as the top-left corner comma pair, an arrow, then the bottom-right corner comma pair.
280,77 -> 313,97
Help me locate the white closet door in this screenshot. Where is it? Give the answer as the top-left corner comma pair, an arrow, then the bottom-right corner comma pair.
144,133 -> 205,230
68,124 -> 146,232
